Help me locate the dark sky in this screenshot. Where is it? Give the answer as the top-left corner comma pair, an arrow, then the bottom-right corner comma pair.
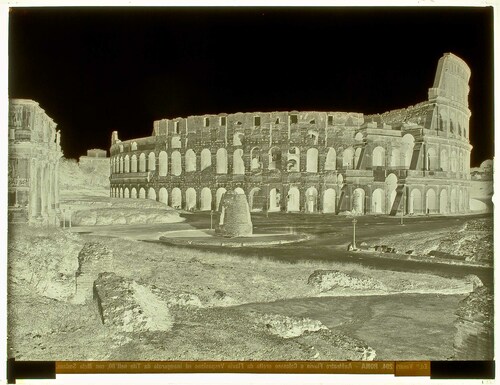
9,7 -> 494,166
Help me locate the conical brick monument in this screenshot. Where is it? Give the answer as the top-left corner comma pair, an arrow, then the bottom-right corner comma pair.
216,191 -> 253,237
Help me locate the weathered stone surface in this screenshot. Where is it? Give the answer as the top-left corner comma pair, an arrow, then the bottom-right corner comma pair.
8,225 -> 81,301
252,312 -> 327,339
453,286 -> 493,359
251,312 -> 376,360
73,242 -> 114,304
308,270 -> 386,292
93,272 -> 173,333
216,191 -> 253,237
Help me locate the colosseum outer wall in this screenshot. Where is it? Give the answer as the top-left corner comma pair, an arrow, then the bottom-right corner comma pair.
109,53 -> 472,216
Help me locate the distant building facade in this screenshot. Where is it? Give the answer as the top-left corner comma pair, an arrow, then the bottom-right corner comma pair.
8,99 -> 63,224
78,148 -> 110,189
109,53 -> 472,215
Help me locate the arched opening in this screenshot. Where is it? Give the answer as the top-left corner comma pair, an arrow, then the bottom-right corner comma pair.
159,151 -> 168,176
426,148 -> 437,170
409,189 -> 422,214
147,187 -> 156,201
390,148 -> 400,168
440,149 -> 449,171
185,149 -> 196,172
216,148 -> 228,174
124,187 -> 130,198
131,187 -> 137,199
287,187 -> 300,212
171,188 -> 182,209
401,134 -> 415,169
159,187 -> 168,205
185,188 -> 197,211
439,189 -> 448,214
119,157 -> 124,173
131,142 -> 137,151
372,188 -> 384,214
269,188 -> 281,212
372,146 -> 385,167
342,147 -> 354,169
124,155 -> 130,173
201,149 -> 212,171
306,148 -> 319,173
323,188 -> 336,213
426,189 -> 437,214
249,187 -> 264,212
385,173 -> 398,212
234,187 -> 245,195
139,153 -> 146,172
458,189 -> 464,212
325,148 -> 336,171
251,147 -> 262,171
148,152 -> 156,171
233,132 -> 244,146
308,129 -> 319,145
200,188 -> 212,211
450,188 -> 457,213
287,147 -> 300,172
171,137 -> 181,149
216,187 -> 227,210
119,188 -> 123,198
139,187 -> 146,199
171,151 -> 182,176
450,151 -> 457,172
233,149 -> 245,175
305,187 -> 318,213
352,188 -> 365,214
131,154 -> 137,173
268,147 -> 282,170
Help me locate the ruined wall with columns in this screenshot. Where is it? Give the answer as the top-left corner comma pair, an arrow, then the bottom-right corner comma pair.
8,99 -> 63,225
109,53 -> 472,216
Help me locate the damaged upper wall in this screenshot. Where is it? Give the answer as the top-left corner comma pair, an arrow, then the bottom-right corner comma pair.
365,52 -> 471,141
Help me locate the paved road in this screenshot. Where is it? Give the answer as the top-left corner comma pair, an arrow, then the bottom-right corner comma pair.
72,211 -> 493,286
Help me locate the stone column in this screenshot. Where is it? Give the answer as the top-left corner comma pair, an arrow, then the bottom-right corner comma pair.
47,163 -> 53,213
30,159 -> 39,218
54,160 -> 60,209
40,163 -> 47,217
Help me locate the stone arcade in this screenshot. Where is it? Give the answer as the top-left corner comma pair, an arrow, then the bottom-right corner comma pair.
8,99 -> 63,225
109,53 -> 472,216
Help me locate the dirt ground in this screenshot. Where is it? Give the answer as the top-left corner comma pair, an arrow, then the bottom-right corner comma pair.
6,199 -> 493,361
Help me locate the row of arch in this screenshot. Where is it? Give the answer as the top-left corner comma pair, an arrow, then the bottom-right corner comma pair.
111,140 -> 469,176
110,184 -> 468,215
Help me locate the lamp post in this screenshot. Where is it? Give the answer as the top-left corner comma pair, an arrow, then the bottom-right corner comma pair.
400,187 -> 405,225
352,217 -> 357,250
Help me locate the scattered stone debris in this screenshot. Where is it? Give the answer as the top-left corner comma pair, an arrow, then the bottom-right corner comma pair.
453,286 -> 493,359
250,312 -> 376,360
251,312 -> 327,338
308,270 -> 386,292
93,272 -> 173,333
464,274 -> 484,291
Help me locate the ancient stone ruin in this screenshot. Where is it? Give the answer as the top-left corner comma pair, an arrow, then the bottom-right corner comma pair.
110,53 -> 472,216
453,285 -> 493,360
216,191 -> 253,237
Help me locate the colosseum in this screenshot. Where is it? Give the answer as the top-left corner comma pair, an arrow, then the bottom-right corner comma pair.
109,52 -> 472,216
